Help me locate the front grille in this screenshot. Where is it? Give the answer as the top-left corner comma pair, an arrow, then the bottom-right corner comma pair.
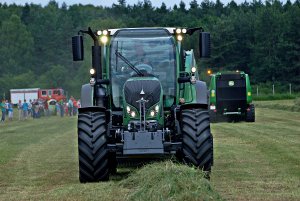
124,79 -> 161,109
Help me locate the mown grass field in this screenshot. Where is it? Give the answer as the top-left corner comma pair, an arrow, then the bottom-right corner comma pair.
0,104 -> 299,201
211,107 -> 300,200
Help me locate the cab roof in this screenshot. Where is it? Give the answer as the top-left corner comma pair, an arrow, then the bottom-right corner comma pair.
107,27 -> 176,36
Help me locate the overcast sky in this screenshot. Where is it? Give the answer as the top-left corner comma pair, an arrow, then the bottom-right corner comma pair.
1,0 -> 252,8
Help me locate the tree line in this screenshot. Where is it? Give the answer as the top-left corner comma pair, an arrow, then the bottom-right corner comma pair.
0,0 -> 299,98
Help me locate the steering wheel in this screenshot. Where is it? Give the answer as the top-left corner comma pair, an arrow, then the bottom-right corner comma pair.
135,63 -> 153,72
128,63 -> 152,76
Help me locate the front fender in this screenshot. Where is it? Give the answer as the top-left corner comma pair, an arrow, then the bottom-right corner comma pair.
195,80 -> 209,105
80,84 -> 93,108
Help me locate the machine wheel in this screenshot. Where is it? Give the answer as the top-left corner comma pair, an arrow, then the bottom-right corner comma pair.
209,110 -> 217,123
108,152 -> 117,175
246,104 -> 255,122
180,108 -> 213,172
78,111 -> 109,182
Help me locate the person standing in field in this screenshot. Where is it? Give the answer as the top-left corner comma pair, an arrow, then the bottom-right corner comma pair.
28,99 -> 32,117
22,99 -> 29,120
44,100 -> 49,116
68,97 -> 73,116
64,102 -> 68,116
56,101 -> 60,116
34,100 -> 40,118
59,100 -> 64,117
8,101 -> 13,121
5,100 -> 9,116
18,100 -> 22,120
0,99 -> 6,122
73,98 -> 78,116
77,99 -> 81,109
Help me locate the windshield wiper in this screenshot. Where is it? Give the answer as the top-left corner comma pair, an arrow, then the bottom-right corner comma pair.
115,50 -> 144,77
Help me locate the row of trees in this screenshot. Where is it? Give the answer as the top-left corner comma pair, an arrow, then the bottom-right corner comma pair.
0,0 -> 299,98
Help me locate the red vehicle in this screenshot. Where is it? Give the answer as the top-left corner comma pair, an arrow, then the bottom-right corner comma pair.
38,88 -> 66,102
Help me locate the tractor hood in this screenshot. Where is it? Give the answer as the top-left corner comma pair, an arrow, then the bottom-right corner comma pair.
123,77 -> 162,110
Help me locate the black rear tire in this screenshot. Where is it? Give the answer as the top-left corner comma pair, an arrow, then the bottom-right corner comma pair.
179,108 -> 213,172
246,104 -> 255,122
78,111 -> 109,182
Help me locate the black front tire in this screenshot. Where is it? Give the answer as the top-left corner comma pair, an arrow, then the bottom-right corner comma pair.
78,111 -> 109,182
246,104 -> 255,122
180,108 -> 213,172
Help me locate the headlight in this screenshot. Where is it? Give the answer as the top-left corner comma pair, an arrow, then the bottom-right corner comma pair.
191,67 -> 197,73
177,35 -> 183,41
155,105 -> 159,113
126,105 -> 138,118
96,30 -> 102,36
182,28 -> 187,34
148,104 -> 159,117
176,28 -> 181,34
150,110 -> 155,117
101,36 -> 108,44
130,111 -> 136,118
102,30 -> 108,36
90,68 -> 95,75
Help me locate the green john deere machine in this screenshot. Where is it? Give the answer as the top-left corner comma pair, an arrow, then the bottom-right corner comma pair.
72,27 -> 213,182
209,71 -> 255,122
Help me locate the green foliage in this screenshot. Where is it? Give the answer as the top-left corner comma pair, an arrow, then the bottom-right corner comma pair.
0,0 -> 299,99
252,81 -> 300,96
34,65 -> 67,88
253,93 -> 299,101
0,14 -> 33,75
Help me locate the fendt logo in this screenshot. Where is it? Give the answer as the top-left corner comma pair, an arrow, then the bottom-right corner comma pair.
228,81 -> 235,86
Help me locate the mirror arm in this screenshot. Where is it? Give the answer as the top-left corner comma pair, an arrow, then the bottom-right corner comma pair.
78,27 -> 99,46
186,27 -> 204,35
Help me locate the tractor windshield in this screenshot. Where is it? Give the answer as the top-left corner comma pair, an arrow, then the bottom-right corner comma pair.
110,29 -> 176,109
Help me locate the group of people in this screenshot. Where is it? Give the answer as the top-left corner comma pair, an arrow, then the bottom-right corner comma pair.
54,96 -> 81,117
0,97 -> 81,123
0,99 -> 14,122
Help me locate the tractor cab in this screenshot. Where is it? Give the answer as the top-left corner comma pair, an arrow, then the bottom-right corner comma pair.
109,29 -> 176,111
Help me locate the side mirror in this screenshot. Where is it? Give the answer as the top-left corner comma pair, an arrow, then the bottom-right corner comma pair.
199,32 -> 210,58
72,35 -> 84,61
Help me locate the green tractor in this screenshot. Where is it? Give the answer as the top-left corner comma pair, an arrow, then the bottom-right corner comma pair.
72,27 -> 213,182
209,71 -> 255,122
